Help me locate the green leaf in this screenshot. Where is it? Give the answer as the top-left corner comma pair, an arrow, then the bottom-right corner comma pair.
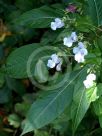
5,43 -> 54,78
8,114 -> 21,128
0,86 -> 11,104
88,0 -> 102,26
96,83 -> 102,97
22,70 -> 84,135
34,60 -> 49,83
6,77 -> 26,96
93,97 -> 102,128
14,6 -> 63,28
0,72 -> 5,88
15,102 -> 30,117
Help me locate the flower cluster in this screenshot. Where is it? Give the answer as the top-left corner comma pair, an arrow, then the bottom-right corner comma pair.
83,74 -> 96,89
51,18 -> 64,30
63,32 -> 88,63
47,54 -> 62,71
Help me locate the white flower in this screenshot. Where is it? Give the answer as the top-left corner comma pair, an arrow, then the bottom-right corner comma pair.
47,54 -> 62,71
78,42 -> 85,49
63,37 -> 73,47
51,54 -> 60,64
73,42 -> 88,63
51,18 -> 64,30
83,73 -> 96,89
56,63 -> 62,71
86,74 -> 96,81
71,32 -> 77,42
73,47 -> 80,54
51,22 -> 57,30
83,80 -> 93,89
47,59 -> 56,68
74,53 -> 85,63
63,32 -> 77,47
80,48 -> 88,56
55,18 -> 64,28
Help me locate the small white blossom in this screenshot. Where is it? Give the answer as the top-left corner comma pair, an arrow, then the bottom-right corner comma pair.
55,18 -> 64,28
63,37 -> 73,47
83,80 -> 93,89
51,18 -> 64,30
73,47 -> 80,54
63,32 -> 77,47
83,73 -> 96,89
80,48 -> 88,56
86,74 -> 96,81
51,54 -> 60,64
47,54 -> 62,71
56,63 -> 62,71
71,32 -> 77,42
47,59 -> 56,68
73,42 -> 88,63
74,53 -> 85,63
51,22 -> 57,30
78,42 -> 85,49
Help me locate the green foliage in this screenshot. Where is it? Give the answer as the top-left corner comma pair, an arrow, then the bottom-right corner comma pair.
14,6 -> 64,28
0,0 -> 102,136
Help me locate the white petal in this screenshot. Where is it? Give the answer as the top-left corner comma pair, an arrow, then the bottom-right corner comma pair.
71,32 -> 77,42
83,79 -> 93,89
51,22 -> 57,30
56,63 -> 62,71
63,37 -> 73,47
73,47 -> 80,54
57,22 -> 64,28
51,54 -> 60,64
74,53 -> 85,63
86,74 -> 96,81
55,18 -> 64,28
47,59 -> 56,68
55,18 -> 62,23
78,42 -> 85,49
80,48 -> 88,56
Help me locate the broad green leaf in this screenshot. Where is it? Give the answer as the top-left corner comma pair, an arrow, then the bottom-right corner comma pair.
14,6 -> 63,28
22,70 -> 84,135
34,60 -> 49,83
71,70 -> 98,133
88,0 -> 102,26
5,43 -> 55,78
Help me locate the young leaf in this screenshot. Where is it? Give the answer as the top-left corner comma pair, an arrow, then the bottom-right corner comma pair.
34,60 -> 49,83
